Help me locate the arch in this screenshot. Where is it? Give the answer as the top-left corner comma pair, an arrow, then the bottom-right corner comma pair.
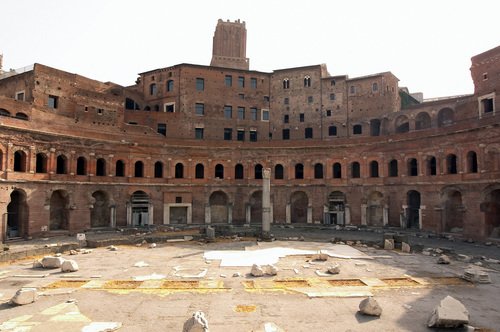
235,163 -> 244,179
274,164 -> 284,179
415,112 -> 431,130
250,190 -> 262,224
76,156 -> 87,175
215,164 -> 224,179
333,162 -> 342,179
115,160 -> 125,177
195,163 -> 204,179
438,108 -> 454,127
56,155 -> 68,174
0,108 -> 11,116
351,162 -> 360,178
408,158 -> 418,176
395,115 -> 409,133
483,188 -> 500,237
388,159 -> 398,177
467,151 -> 478,173
295,163 -> 304,179
36,153 -> 48,173
96,158 -> 106,176
446,154 -> 458,174
131,191 -> 150,226
14,150 -> 27,172
7,190 -> 28,238
370,119 -> 381,136
369,160 -> 379,178
209,191 -> 229,223
367,191 -> 384,226
175,163 -> 184,178
134,160 -> 144,177
427,156 -> 437,175
50,190 -> 69,230
443,190 -> 464,232
154,161 -> 163,178
290,191 -> 308,223
255,164 -> 263,179
406,190 -> 421,228
90,190 -> 110,228
15,112 -> 29,120
314,163 -> 324,179
327,191 -> 345,225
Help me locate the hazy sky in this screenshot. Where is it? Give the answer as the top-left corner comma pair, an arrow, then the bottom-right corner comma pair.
1,0 -> 499,98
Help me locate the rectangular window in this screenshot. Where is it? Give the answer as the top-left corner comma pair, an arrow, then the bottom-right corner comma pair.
16,91 -> 25,101
224,105 -> 232,119
329,93 -> 335,101
164,102 -> 175,112
481,98 -> 494,113
225,75 -> 232,87
372,82 -> 378,92
261,109 -> 269,121
282,128 -> 290,140
250,78 -> 257,89
238,107 -> 245,120
224,128 -> 232,140
264,96 -> 270,102
350,86 -> 356,94
195,103 -> 205,116
326,110 -> 332,117
175,196 -> 182,203
97,108 -> 103,115
237,129 -> 245,141
157,123 -> 167,136
284,114 -> 289,123
238,76 -> 245,88
195,127 -> 204,139
196,78 -> 204,91
251,108 -> 258,120
328,125 -> 337,136
48,95 -> 58,109
299,113 -> 305,122
353,124 -> 362,135
284,97 -> 289,105
305,127 -> 313,139
307,96 -> 313,103
249,130 -> 257,142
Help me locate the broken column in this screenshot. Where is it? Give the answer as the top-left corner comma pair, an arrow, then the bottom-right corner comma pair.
262,168 -> 271,240
183,311 -> 209,332
427,296 -> 469,328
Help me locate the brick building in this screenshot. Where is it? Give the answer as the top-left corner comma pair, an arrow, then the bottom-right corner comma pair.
0,20 -> 499,242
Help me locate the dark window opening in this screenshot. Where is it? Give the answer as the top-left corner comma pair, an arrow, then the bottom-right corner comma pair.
175,197 -> 182,203
195,164 -> 204,179
370,119 -> 381,136
224,105 -> 232,119
149,83 -> 157,96
295,164 -> 304,179
275,164 -> 284,179
115,160 -> 125,177
250,78 -> 257,89
299,113 -> 305,122
196,78 -> 204,91
195,128 -> 204,139
157,123 -> 167,136
96,158 -> 106,176
238,76 -> 245,88
224,128 -> 232,140
305,127 -> 313,139
284,114 -> 289,123
389,160 -> 398,177
154,162 -> 163,178
370,161 -> 379,178
249,131 -> 257,142
304,76 -> 311,87
134,161 -> 144,177
330,93 -> 336,101
195,103 -> 205,116
408,158 -> 418,176
175,163 -> 184,178
467,151 -> 478,173
76,156 -> 86,175
238,107 -> 245,120
353,124 -> 362,135
36,153 -> 48,173
165,103 -> 175,113
167,80 -> 174,92
225,75 -> 232,87
314,163 -> 323,179
351,162 -> 360,178
215,164 -> 224,179
328,125 -> 337,136
255,164 -> 263,179
283,79 -> 290,89
282,129 -> 290,140
428,157 -> 437,176
333,163 -> 342,178
48,95 -> 58,109
251,108 -> 258,120
56,155 -> 67,174
447,154 -> 458,174
235,164 -> 244,179
481,98 -> 494,113
237,130 -> 245,141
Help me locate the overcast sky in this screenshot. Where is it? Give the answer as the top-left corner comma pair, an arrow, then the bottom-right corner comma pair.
1,0 -> 499,98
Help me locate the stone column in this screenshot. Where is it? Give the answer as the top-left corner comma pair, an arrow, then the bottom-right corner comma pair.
205,204 -> 211,224
361,204 -> 367,225
245,203 -> 251,225
383,205 -> 389,226
262,168 -> 271,238
48,148 -> 56,175
228,203 -> 233,224
401,205 -> 408,228
110,206 -> 116,227
286,203 -> 291,224
148,203 -> 154,226
28,146 -> 36,173
307,205 -> 313,224
419,205 -> 425,229
126,202 -> 131,226
345,204 -> 351,225
69,151 -> 75,176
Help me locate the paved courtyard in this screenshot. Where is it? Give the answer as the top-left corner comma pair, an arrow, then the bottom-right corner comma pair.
0,229 -> 499,331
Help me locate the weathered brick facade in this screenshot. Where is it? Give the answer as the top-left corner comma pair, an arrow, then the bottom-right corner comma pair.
0,22 -> 499,242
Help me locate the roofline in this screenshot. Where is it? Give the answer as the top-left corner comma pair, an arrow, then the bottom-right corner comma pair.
346,71 -> 399,82
139,63 -> 271,76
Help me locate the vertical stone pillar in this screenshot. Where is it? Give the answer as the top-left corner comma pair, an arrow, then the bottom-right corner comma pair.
148,203 -> 154,226
69,151 -> 75,176
361,204 -> 367,225
307,205 -> 313,224
126,202 -> 132,226
205,204 -> 211,224
245,203 -> 251,225
228,203 -> 233,224
383,205 -> 389,226
110,206 -> 116,227
5,142 -> 13,172
401,205 -> 408,228
286,203 -> 291,224
345,205 -> 351,225
418,206 -> 425,229
48,148 -> 56,174
28,146 -> 36,173
262,168 -> 271,238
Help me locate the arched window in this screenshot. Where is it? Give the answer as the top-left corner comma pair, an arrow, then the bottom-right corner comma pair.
134,161 -> 144,177
15,112 -> 28,120
76,156 -> 87,175
283,78 -> 290,89
467,151 -> 478,173
333,163 -> 342,178
370,161 -> 379,178
314,163 -> 323,179
14,150 -> 27,172
275,164 -> 284,179
438,108 -> 454,127
175,163 -> 184,178
408,158 -> 418,176
215,164 -> 224,179
149,83 -> 157,96
115,160 -> 125,177
351,162 -> 360,178
303,75 -> 311,87
36,153 -> 48,173
255,164 -> 263,179
195,163 -> 204,179
388,159 -> 398,177
395,115 -> 409,133
56,155 -> 68,174
428,156 -> 437,176
96,158 -> 106,176
235,164 -> 244,179
154,161 -> 163,178
295,164 -> 304,179
447,154 -> 457,174
167,80 -> 174,92
415,112 -> 431,130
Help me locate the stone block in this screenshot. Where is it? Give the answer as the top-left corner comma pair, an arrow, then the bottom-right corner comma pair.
359,297 -> 382,316
250,264 -> 264,277
267,264 -> 278,276
384,239 -> 394,250
401,242 -> 411,253
41,256 -> 65,268
183,311 -> 209,332
328,264 -> 340,274
437,255 -> 450,264
427,296 -> 469,328
61,259 -> 79,272
10,288 -> 38,305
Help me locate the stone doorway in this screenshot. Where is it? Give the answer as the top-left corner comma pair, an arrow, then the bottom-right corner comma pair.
7,190 -> 28,239
407,190 -> 421,229
327,191 -> 345,225
170,206 -> 188,224
250,191 -> 262,224
91,191 -> 110,228
50,190 -> 69,231
209,191 -> 229,223
290,191 -> 308,223
131,191 -> 150,226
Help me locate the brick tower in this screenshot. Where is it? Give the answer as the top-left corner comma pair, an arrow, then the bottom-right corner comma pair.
210,19 -> 249,70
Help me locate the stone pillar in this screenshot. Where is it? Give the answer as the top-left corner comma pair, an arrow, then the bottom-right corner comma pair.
361,204 -> 367,226
69,151 -> 75,176
262,168 -> 271,238
245,203 -> 251,225
228,203 -> 233,224
286,203 -> 291,224
418,206 -> 425,229
383,205 -> 389,226
5,142 -> 13,172
205,204 -> 211,224
307,205 -> 313,224
148,203 -> 154,225
345,204 -> 351,225
401,205 -> 408,228
28,146 -> 36,173
126,202 -> 131,226
110,206 -> 116,227
48,148 -> 56,175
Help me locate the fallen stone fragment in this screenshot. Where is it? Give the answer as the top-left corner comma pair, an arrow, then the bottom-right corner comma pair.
435,248 -> 443,254
183,311 -> 209,332
81,249 -> 93,254
108,245 -> 118,251
384,239 -> 394,250
149,243 -> 157,249
359,297 -> 382,316
61,260 -> 79,272
462,268 -> 491,284
251,264 -> 265,277
69,250 -> 78,255
328,264 -> 340,275
10,287 -> 38,305
401,242 -> 411,253
133,261 -> 149,268
232,272 -> 241,277
427,295 -> 469,328
437,255 -> 451,264
33,260 -> 43,268
346,241 -> 354,246
81,322 -> 122,332
263,322 -> 284,332
41,256 -> 65,268
457,254 -> 471,262
267,264 -> 278,276
484,258 -> 500,264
